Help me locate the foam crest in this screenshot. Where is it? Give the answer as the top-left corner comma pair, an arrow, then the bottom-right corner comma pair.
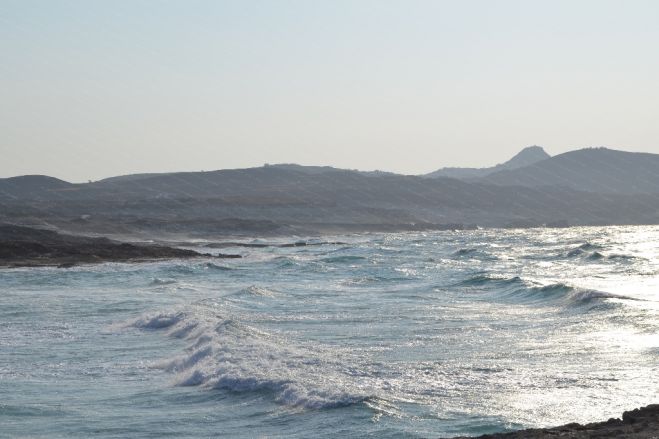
203,262 -> 233,271
232,285 -> 278,298
129,307 -> 377,410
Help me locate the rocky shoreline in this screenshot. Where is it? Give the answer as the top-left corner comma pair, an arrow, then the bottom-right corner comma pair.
447,405 -> 659,439
0,224 -> 240,268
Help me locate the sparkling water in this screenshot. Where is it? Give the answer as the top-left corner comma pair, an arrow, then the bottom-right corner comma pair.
2,226 -> 658,438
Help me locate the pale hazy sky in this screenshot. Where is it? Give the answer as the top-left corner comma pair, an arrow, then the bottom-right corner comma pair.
2,0 -> 659,182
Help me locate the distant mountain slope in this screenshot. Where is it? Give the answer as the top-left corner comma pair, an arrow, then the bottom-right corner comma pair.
426,146 -> 550,179
480,147 -> 659,194
266,163 -> 396,177
0,175 -> 74,200
4,148 -> 659,236
3,161 -> 659,235
98,172 -> 174,184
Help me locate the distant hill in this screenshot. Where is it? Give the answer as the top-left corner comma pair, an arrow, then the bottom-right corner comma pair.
97,172 -> 174,184
480,147 -> 659,194
426,146 -> 550,179
0,175 -> 74,200
265,163 -> 396,177
3,156 -> 659,237
3,147 -> 659,237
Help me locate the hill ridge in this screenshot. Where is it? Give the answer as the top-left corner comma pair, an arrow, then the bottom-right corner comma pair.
426,145 -> 550,179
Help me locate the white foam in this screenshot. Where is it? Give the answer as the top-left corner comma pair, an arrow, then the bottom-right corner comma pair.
128,307 -> 375,410
229,285 -> 278,298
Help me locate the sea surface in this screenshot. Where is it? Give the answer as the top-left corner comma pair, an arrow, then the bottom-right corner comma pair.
2,226 -> 659,438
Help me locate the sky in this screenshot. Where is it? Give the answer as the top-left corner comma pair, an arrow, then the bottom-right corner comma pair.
2,0 -> 659,182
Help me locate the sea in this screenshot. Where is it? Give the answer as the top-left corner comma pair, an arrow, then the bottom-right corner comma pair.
1,226 -> 658,438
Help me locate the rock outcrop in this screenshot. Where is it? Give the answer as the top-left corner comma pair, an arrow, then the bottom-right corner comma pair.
446,404 -> 659,439
0,224 -> 239,267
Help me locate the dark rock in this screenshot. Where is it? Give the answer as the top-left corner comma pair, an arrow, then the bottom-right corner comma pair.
0,224 -> 208,267
216,253 -> 242,259
444,404 -> 659,439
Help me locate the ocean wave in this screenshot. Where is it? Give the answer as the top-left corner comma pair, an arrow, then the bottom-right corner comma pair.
127,308 -> 376,410
567,249 -> 608,259
163,262 -> 234,276
169,264 -> 196,275
205,240 -> 347,249
341,274 -> 418,286
318,255 -> 366,264
565,244 -> 636,262
453,248 -> 478,256
452,248 -> 496,260
203,262 -> 233,271
459,274 -> 523,287
566,242 -> 602,257
457,274 -> 638,308
566,248 -> 585,257
501,282 -> 637,307
272,256 -> 300,268
149,278 -> 178,286
229,285 -> 278,298
130,311 -> 188,330
576,242 -> 602,251
607,253 -> 637,261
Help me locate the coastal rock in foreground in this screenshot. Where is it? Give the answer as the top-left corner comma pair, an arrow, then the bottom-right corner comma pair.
447,405 -> 659,439
0,224 -> 240,267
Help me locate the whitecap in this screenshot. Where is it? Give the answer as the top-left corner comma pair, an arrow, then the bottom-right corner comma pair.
127,307 -> 380,410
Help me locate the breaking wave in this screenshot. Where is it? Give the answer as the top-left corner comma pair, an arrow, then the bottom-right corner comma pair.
126,307 -> 376,410
229,285 -> 278,298
499,282 -> 637,307
457,274 -> 637,308
564,243 -> 637,263
203,262 -> 233,271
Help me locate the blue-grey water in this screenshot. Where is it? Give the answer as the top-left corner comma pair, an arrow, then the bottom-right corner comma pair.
2,226 -> 659,438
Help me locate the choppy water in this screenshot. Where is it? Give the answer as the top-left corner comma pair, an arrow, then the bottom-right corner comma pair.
2,226 -> 659,438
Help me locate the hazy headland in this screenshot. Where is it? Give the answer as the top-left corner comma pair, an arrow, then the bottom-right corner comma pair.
3,146 -> 659,245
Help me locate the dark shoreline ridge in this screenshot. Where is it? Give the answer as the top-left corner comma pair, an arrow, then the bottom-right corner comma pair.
445,404 -> 659,439
0,224 -> 240,267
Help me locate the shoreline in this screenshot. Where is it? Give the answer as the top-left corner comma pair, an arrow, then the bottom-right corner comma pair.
0,224 -> 241,269
446,405 -> 659,439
